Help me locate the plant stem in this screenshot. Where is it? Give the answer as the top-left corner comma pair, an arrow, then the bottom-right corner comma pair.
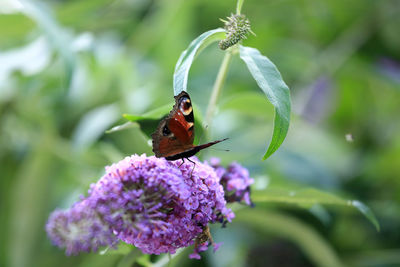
203,0 -> 244,130
236,0 -> 244,15
204,50 -> 233,129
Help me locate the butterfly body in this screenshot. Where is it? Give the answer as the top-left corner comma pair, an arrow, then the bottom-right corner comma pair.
151,91 -> 227,161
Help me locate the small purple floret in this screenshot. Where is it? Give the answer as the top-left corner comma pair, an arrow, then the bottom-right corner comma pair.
208,158 -> 254,206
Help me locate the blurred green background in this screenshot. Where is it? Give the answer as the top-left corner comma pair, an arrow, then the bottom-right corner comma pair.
1,0 -> 400,266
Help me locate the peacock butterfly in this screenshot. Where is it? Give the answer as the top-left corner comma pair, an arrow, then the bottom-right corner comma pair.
151,91 -> 227,163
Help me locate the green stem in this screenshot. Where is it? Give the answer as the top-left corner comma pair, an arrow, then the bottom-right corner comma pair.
204,50 -> 233,128
236,0 -> 244,15
203,0 -> 244,130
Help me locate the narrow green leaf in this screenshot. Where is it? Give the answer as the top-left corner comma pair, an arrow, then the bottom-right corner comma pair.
117,249 -> 143,267
346,249 -> 400,267
72,104 -> 119,151
152,248 -> 186,267
123,103 -> 173,122
72,104 -> 120,150
173,28 -> 226,96
123,103 -> 204,125
236,209 -> 345,267
19,0 -> 76,86
9,134 -> 55,267
109,104 -> 205,138
350,200 -> 380,232
239,45 -> 291,159
106,122 -> 137,134
220,91 -> 274,118
252,187 -> 380,231
136,254 -> 152,267
99,243 -> 133,256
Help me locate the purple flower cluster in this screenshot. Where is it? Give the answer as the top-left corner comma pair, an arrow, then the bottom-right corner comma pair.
46,199 -> 117,255
208,158 -> 254,206
46,154 -> 239,257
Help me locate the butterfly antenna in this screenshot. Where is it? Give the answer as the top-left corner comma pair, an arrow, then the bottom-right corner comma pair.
197,124 -> 209,145
210,148 -> 230,153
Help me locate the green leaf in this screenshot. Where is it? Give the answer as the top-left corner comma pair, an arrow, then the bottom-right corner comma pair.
110,104 -> 205,142
0,37 -> 51,82
110,104 -> 173,136
117,250 -> 143,267
99,242 -> 133,255
220,91 -> 274,118
152,248 -> 186,267
99,243 -> 142,267
252,187 -> 380,231
19,0 -> 76,86
122,103 -> 204,127
350,200 -> 380,232
236,209 -> 345,267
72,104 -> 120,150
173,28 -> 226,96
123,103 -> 173,122
9,135 -> 55,267
106,121 -> 137,134
239,45 -> 291,159
136,254 -> 152,267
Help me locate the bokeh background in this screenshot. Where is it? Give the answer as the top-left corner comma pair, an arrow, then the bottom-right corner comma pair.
1,0 -> 400,266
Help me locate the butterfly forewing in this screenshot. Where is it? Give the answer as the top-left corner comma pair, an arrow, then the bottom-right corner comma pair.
151,91 -> 227,160
151,91 -> 195,158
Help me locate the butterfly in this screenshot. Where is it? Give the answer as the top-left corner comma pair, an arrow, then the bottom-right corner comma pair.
151,91 -> 227,166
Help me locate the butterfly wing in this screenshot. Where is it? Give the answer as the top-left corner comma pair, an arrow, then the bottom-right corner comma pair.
164,138 -> 229,161
151,91 -> 195,158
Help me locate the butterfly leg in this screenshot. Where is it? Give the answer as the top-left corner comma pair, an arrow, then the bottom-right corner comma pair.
186,157 -> 196,177
178,158 -> 185,168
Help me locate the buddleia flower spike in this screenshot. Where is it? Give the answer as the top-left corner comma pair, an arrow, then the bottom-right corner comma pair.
219,13 -> 255,50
